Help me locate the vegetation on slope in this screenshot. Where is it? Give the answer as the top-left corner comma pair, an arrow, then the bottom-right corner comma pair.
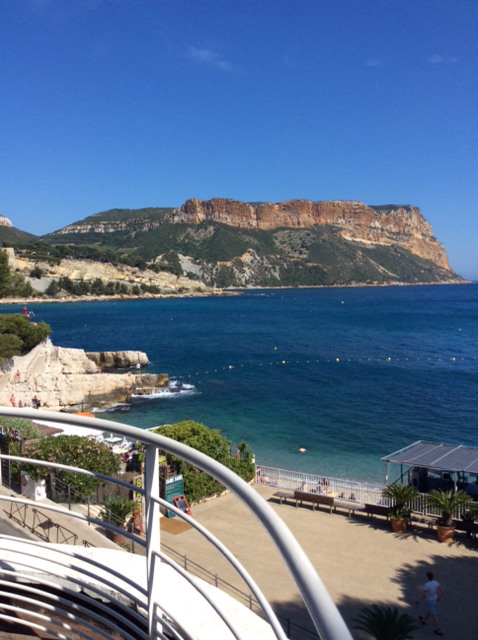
0,313 -> 52,359
0,249 -> 34,298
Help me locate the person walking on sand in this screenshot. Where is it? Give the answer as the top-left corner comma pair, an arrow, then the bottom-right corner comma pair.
418,571 -> 444,635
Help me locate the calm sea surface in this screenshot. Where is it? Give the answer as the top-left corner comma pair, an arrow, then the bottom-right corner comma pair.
3,284 -> 477,483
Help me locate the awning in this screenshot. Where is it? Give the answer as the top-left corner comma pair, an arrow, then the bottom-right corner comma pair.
382,441 -> 478,475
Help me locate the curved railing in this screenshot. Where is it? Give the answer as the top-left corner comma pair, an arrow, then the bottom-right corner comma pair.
0,406 -> 352,640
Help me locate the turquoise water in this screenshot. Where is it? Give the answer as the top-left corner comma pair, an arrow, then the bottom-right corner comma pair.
3,284 -> 477,483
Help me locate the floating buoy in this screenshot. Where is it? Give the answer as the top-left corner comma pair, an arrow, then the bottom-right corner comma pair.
273,346 -> 278,350
228,364 -> 234,369
386,357 -> 391,362
281,360 -> 286,364
335,358 -> 340,362
298,447 -> 307,454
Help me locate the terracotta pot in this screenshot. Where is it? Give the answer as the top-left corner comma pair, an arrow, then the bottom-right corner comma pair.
105,528 -> 127,545
390,518 -> 407,533
436,524 -> 455,544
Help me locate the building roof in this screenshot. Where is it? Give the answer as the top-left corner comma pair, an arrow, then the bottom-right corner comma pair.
382,441 -> 478,475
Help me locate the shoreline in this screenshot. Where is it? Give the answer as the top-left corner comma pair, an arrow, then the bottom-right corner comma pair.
0,279 -> 471,306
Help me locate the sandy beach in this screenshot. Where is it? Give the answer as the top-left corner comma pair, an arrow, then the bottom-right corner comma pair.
160,484 -> 478,639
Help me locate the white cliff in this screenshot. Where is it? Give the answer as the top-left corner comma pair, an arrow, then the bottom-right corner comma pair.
0,339 -> 167,411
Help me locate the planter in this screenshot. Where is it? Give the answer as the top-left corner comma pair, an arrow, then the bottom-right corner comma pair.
436,523 -> 455,544
390,517 -> 407,533
21,472 -> 46,501
105,528 -> 127,546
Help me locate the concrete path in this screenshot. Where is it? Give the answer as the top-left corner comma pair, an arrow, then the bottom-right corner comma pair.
0,482 -> 476,638
160,484 -> 478,639
0,484 -> 122,550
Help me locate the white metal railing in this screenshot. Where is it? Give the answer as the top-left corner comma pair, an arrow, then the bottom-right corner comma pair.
0,407 -> 352,640
256,464 -> 384,505
255,466 -> 474,521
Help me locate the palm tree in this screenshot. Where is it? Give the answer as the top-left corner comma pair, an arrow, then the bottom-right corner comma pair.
426,489 -> 472,526
99,496 -> 136,528
355,604 -> 419,640
381,484 -> 419,519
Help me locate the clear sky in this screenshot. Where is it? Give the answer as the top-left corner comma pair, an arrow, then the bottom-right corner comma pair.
1,1 -> 477,279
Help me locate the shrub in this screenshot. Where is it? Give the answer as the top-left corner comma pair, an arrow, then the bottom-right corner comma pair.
355,604 -> 419,640
24,435 -> 120,497
0,249 -> 34,298
150,420 -> 255,503
0,314 -> 51,359
100,496 -> 136,527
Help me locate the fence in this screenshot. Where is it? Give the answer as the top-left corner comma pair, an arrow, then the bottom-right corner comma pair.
255,464 -> 384,505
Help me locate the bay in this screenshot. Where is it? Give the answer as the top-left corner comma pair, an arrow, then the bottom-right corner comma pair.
3,284 -> 477,483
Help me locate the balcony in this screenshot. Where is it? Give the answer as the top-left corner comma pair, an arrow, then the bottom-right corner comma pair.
0,407 -> 351,640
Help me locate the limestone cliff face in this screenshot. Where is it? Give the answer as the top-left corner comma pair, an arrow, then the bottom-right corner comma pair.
0,215 -> 12,228
168,198 -> 257,228
0,339 -> 168,411
86,351 -> 149,369
167,199 -> 450,270
56,218 -> 162,235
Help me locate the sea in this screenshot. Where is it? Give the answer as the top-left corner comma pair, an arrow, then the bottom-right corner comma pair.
2,284 -> 477,484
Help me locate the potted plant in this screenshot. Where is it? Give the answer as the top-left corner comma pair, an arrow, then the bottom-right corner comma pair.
99,496 -> 136,543
355,604 -> 419,640
459,505 -> 478,539
426,489 -> 473,543
381,483 -> 419,533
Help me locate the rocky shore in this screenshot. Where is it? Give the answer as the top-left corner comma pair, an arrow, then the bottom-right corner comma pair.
0,338 -> 168,412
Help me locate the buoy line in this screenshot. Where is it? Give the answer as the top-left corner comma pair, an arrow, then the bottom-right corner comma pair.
179,354 -> 475,379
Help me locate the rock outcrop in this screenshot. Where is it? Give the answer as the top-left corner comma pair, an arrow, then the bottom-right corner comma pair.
0,339 -> 168,411
0,216 -> 12,228
166,198 -> 450,270
86,351 -> 149,369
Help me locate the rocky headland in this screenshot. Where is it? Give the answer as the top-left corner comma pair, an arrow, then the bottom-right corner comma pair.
167,198 -> 450,269
0,339 -> 168,412
1,198 -> 466,289
43,198 -> 464,287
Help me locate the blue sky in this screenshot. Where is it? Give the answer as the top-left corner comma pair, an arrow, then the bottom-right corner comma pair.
1,0 -> 477,279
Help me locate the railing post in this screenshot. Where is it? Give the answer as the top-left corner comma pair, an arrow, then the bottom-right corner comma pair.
144,442 -> 160,639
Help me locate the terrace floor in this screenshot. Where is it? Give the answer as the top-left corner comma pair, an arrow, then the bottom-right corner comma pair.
161,484 -> 478,639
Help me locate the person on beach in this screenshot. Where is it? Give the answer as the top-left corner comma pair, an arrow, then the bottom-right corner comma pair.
418,571 -> 444,635
10,394 -> 16,407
